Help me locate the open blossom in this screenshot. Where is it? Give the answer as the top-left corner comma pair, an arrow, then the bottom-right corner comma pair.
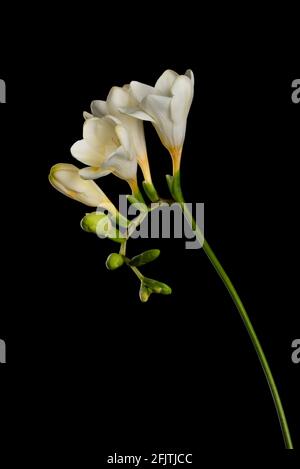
121,69 -> 194,174
85,84 -> 153,185
70,116 -> 139,193
49,163 -> 117,215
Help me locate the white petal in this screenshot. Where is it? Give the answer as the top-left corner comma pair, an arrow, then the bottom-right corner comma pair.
91,100 -> 108,117
71,139 -> 102,166
83,111 -> 93,120
79,166 -> 111,180
119,107 -> 155,122
185,69 -> 194,87
103,148 -> 137,181
155,69 -> 178,95
83,117 -> 116,149
143,94 -> 172,122
130,81 -> 156,102
72,118 -> 123,167
106,146 -> 131,162
105,114 -> 122,125
126,118 -> 147,158
170,76 -> 194,123
115,125 -> 131,156
142,95 -> 173,148
49,163 -> 111,207
107,86 -> 131,113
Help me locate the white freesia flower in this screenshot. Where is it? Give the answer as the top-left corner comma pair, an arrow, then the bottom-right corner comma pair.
49,163 -> 117,214
71,116 -> 139,193
87,85 -> 153,185
121,69 -> 194,174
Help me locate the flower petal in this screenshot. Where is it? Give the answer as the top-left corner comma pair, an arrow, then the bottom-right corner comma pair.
143,94 -> 172,122
155,69 -> 178,95
115,125 -> 131,156
105,114 -> 122,125
83,117 -> 116,149
185,69 -> 194,87
70,139 -> 102,166
91,100 -> 108,117
83,111 -> 93,120
170,75 -> 194,123
130,81 -> 156,102
119,107 -> 155,122
103,147 -> 137,181
107,86 -> 131,112
49,163 -> 112,207
142,94 -> 173,148
79,166 -> 111,180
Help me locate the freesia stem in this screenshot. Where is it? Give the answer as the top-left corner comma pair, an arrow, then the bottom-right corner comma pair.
174,177 -> 293,449
121,253 -> 144,281
119,240 -> 127,256
130,265 -> 144,281
202,236 -> 293,448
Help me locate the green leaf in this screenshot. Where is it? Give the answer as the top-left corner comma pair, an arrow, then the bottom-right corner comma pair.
129,249 -> 160,267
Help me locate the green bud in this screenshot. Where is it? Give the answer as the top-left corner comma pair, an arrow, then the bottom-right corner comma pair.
129,249 -> 160,267
81,212 -> 125,243
139,283 -> 151,302
142,181 -> 159,203
142,277 -> 172,296
105,253 -> 125,271
80,212 -> 107,233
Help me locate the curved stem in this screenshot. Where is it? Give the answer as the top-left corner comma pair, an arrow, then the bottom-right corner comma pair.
121,253 -> 144,281
119,240 -> 127,256
202,237 -> 293,449
129,265 -> 144,281
175,179 -> 293,448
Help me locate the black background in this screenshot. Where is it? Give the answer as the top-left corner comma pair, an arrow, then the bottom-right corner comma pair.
0,7 -> 299,461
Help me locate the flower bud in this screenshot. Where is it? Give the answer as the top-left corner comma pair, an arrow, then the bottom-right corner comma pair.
106,253 -> 125,271
80,212 -> 107,233
139,283 -> 151,302
81,212 -> 125,243
129,249 -> 160,267
142,277 -> 172,296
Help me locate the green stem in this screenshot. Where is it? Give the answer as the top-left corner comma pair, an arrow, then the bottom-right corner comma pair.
202,237 -> 293,449
119,240 -> 127,256
174,175 -> 293,449
129,265 -> 144,281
